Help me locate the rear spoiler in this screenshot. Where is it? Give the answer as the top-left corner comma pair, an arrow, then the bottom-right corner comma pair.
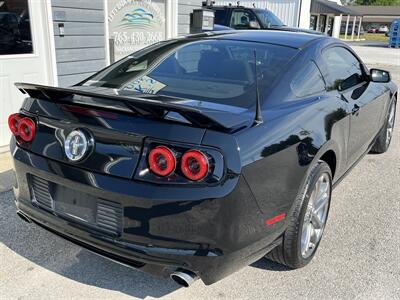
15,83 -> 250,132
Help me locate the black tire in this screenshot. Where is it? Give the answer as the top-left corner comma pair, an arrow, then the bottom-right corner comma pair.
370,100 -> 396,154
266,160 -> 332,269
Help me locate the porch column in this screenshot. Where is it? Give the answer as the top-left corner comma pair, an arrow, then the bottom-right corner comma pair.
357,16 -> 363,40
166,0 -> 178,38
332,14 -> 342,38
344,15 -> 350,40
298,0 -> 312,29
351,16 -> 356,41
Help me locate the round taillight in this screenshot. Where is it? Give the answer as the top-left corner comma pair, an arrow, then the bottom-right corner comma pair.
181,150 -> 209,181
18,117 -> 36,142
8,113 -> 22,136
148,146 -> 176,177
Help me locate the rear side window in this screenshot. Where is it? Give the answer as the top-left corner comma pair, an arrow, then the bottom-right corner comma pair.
230,10 -> 259,29
290,61 -> 325,98
322,47 -> 365,91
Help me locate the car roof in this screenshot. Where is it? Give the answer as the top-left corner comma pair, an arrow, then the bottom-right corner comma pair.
212,5 -> 246,9
193,30 -> 326,49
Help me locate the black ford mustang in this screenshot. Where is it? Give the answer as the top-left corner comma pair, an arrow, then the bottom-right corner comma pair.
9,31 -> 397,287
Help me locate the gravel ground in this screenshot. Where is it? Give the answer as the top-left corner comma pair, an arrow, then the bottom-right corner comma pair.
0,60 -> 399,300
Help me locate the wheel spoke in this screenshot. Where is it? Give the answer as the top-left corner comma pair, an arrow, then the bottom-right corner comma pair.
387,127 -> 393,144
310,223 -> 320,242
313,193 -> 328,213
302,223 -> 312,255
319,179 -> 328,195
314,177 -> 322,200
311,211 -> 323,229
314,177 -> 328,200
388,107 -> 395,125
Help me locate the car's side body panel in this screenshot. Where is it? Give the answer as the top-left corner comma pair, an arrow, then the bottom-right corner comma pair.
237,39 -> 350,218
315,42 -> 393,168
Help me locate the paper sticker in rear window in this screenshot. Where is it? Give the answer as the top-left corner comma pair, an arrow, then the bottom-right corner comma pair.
123,75 -> 166,95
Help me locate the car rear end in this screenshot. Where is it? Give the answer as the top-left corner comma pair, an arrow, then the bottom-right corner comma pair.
10,92 -> 262,284
9,35 -> 298,285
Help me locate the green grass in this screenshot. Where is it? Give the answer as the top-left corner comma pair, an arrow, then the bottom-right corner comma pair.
340,33 -> 389,42
364,33 -> 390,42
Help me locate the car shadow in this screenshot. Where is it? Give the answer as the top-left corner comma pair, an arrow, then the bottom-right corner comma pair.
0,190 -> 180,298
250,257 -> 291,272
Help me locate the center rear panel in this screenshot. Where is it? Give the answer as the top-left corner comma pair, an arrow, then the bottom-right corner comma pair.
30,175 -> 123,236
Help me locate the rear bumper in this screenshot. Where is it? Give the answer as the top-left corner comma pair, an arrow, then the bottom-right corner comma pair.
11,140 -> 284,284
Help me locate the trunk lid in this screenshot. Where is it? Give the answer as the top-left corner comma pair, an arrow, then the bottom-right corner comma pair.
17,85 -> 217,179
16,83 -> 252,132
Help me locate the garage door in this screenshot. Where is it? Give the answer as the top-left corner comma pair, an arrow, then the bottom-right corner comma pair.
0,0 -> 54,149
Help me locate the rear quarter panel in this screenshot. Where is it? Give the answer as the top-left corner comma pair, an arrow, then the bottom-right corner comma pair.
236,40 -> 350,231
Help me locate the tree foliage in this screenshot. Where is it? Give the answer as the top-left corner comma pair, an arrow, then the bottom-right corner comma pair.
354,0 -> 400,5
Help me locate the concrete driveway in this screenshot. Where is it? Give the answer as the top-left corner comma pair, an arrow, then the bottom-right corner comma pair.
0,47 -> 399,299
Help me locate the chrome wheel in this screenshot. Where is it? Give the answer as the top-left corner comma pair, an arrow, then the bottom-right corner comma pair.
301,173 -> 331,259
386,103 -> 395,147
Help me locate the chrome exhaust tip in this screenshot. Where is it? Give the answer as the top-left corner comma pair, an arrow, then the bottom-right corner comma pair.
17,211 -> 31,223
170,270 -> 198,287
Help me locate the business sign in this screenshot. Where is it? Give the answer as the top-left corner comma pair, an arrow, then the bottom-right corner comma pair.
108,0 -> 166,61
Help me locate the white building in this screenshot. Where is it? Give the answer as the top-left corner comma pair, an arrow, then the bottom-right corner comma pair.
214,0 -> 362,38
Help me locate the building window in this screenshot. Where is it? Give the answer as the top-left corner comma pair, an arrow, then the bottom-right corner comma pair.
310,15 -> 317,30
0,0 -> 33,55
318,14 -> 327,33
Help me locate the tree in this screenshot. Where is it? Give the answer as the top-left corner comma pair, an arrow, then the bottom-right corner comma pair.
354,0 -> 400,5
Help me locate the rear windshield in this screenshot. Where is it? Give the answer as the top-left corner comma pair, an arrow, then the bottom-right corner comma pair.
81,39 -> 297,108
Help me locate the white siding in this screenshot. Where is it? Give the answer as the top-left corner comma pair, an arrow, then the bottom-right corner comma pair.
51,0 -> 107,87
214,0 -> 301,27
178,0 -> 203,35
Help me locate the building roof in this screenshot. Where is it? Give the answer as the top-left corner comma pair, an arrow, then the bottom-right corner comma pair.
202,30 -> 324,49
349,5 -> 400,16
362,16 -> 397,23
311,0 -> 362,16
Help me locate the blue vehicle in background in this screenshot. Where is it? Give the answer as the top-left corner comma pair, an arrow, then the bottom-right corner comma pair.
208,5 -> 321,35
388,19 -> 400,48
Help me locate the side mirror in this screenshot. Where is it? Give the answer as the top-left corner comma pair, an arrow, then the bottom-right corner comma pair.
249,21 -> 261,29
370,69 -> 390,83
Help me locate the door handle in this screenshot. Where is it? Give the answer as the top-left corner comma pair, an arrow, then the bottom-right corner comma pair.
352,104 -> 360,115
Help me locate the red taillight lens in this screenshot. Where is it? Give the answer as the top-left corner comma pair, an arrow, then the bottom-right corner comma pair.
148,146 -> 176,177
18,117 -> 36,142
8,113 -> 22,136
181,150 -> 209,181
